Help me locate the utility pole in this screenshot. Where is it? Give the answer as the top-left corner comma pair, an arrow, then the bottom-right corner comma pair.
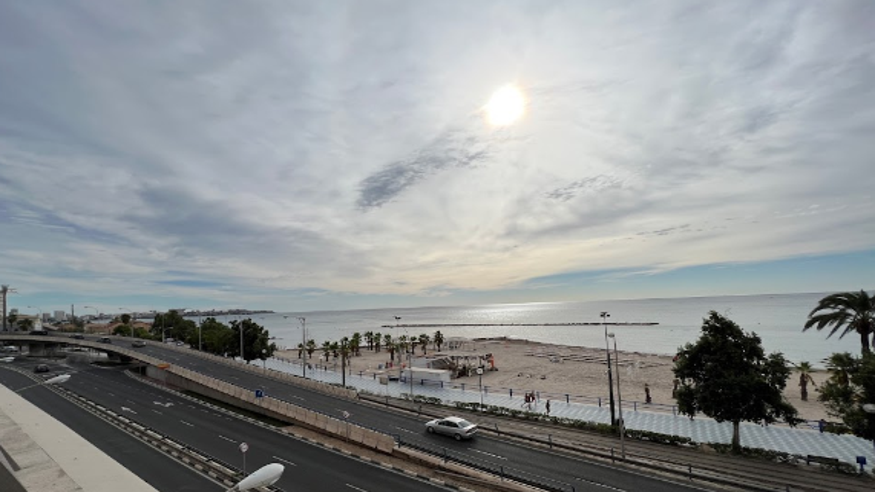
297,317 -> 307,378
1,285 -> 17,332
602,311 -> 617,427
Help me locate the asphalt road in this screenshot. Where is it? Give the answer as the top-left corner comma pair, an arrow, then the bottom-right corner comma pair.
126,340 -> 704,492
6,357 -> 453,492
0,363 -> 218,492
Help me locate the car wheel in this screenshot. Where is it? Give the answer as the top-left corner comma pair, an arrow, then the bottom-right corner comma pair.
427,426 -> 435,434
454,433 -> 462,441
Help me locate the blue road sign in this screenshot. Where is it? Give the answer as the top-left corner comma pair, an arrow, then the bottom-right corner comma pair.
255,389 -> 264,398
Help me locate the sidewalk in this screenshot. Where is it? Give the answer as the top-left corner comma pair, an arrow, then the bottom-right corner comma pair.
264,358 -> 875,472
0,380 -> 158,492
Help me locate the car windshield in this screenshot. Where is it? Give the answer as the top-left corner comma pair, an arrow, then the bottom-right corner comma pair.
456,420 -> 473,428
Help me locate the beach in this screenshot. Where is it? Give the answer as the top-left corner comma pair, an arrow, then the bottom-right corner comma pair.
278,337 -> 830,422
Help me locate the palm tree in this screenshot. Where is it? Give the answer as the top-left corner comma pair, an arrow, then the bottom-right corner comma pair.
374,332 -> 382,352
418,333 -> 430,354
351,332 -> 362,356
794,361 -> 817,401
804,290 -> 875,354
364,331 -> 374,351
433,331 -> 444,351
321,341 -> 331,362
383,334 -> 393,359
306,339 -> 317,359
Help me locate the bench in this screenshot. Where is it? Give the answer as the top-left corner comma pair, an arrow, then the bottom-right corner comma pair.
806,455 -> 840,467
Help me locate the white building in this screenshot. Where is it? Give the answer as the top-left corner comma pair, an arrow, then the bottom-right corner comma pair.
53,310 -> 65,321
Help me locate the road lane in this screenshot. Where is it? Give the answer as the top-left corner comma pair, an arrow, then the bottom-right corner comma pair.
0,366 -> 220,492
60,363 -> 454,492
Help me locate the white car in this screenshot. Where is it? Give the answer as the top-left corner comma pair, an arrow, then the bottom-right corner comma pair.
425,416 -> 478,440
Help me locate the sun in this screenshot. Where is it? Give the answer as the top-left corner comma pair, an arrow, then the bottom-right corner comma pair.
484,85 -> 525,126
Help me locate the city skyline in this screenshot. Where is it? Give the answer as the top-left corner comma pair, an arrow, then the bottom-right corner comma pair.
1,2 -> 873,314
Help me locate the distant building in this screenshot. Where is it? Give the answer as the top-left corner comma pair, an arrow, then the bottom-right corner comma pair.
41,313 -> 50,322
10,308 -> 18,315
54,310 -> 65,321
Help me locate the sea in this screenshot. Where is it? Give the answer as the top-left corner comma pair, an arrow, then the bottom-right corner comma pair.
198,292 -> 864,369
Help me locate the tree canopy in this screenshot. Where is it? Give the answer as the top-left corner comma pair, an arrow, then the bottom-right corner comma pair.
674,311 -> 799,452
804,290 -> 875,354
818,352 -> 875,440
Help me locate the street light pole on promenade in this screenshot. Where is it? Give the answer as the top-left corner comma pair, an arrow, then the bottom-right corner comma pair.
601,311 -> 616,426
297,317 -> 307,378
608,333 -> 626,459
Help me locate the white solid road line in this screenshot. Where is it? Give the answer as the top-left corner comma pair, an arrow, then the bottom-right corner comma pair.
346,484 -> 368,492
218,435 -> 237,443
179,420 -> 194,427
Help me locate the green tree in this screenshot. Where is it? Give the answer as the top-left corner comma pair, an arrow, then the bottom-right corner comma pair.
228,318 -> 277,363
364,331 -> 374,351
120,313 -> 132,325
350,332 -> 362,356
433,331 -> 444,351
7,313 -> 18,331
305,339 -> 317,359
198,318 -> 234,355
321,341 -> 331,362
19,318 -> 34,331
373,332 -> 382,352
418,334 -> 430,354
674,311 -> 799,452
113,324 -> 132,336
150,310 -> 197,342
804,290 -> 875,354
818,352 -> 875,440
383,334 -> 393,358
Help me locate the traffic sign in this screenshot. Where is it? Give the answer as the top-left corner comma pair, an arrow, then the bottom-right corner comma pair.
255,389 -> 264,398
239,442 -> 249,453
342,410 -> 350,420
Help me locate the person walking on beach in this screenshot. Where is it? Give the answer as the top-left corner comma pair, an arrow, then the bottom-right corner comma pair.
545,399 -> 551,416
644,383 -> 652,404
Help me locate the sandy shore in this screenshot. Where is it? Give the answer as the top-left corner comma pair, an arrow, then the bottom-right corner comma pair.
279,337 -> 830,422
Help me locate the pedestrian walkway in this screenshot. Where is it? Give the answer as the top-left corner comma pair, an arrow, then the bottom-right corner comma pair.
263,358 -> 875,471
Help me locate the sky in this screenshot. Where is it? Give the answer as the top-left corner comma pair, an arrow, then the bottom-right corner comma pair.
1,1 -> 874,315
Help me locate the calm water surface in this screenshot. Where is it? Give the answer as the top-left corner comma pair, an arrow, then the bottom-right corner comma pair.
208,292 -> 859,369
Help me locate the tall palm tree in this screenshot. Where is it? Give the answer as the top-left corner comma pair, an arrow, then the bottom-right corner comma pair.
418,333 -> 430,354
804,290 -> 875,354
433,331 -> 444,351
321,341 -> 331,362
374,332 -> 382,352
364,331 -> 374,351
351,332 -> 362,356
794,361 -> 817,401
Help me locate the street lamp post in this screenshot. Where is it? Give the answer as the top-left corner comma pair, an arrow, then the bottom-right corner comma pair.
198,312 -> 202,352
477,366 -> 484,408
239,316 -> 245,364
84,306 -> 99,334
608,333 -> 626,459
393,318 -> 415,398
297,317 -> 306,378
15,373 -> 72,393
226,463 -> 284,492
601,311 -> 617,426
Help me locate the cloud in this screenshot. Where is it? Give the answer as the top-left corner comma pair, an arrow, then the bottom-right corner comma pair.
0,1 -> 873,311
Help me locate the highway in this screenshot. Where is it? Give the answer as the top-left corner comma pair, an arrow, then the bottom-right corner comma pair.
0,363 -> 218,492
2,357 -> 455,492
123,339 -> 704,492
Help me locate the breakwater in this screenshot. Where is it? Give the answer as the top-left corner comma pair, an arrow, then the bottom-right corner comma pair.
379,322 -> 659,328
